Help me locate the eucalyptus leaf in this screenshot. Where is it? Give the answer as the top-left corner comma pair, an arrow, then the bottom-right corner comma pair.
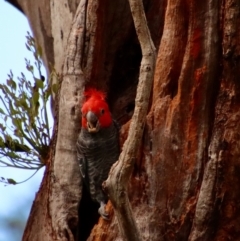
12,118 -> 21,129
37,45 -> 42,57
7,178 -> 17,185
52,83 -> 59,94
6,151 -> 18,159
16,97 -> 29,109
33,91 -> 40,104
0,108 -> 5,115
35,79 -> 44,89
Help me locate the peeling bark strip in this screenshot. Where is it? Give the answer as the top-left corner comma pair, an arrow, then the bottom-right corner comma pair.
188,0 -> 220,240
105,0 -> 156,241
50,1 -> 87,240
189,137 -> 222,241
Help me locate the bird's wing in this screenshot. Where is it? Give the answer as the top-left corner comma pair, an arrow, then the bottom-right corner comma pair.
76,138 -> 87,179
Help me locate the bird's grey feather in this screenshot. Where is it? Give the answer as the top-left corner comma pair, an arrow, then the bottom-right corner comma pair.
76,122 -> 119,204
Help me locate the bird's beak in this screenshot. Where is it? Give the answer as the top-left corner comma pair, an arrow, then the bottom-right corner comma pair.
86,111 -> 100,133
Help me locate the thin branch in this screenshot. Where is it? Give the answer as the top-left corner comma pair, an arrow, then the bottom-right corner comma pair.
0,168 -> 41,185
16,168 -> 41,184
104,0 -> 156,241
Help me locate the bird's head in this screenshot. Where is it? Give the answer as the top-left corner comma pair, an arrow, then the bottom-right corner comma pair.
81,88 -> 112,133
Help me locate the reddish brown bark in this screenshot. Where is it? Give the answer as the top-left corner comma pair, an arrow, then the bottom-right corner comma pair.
22,166 -> 54,240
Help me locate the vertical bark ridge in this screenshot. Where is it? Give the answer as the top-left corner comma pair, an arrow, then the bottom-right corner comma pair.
188,0 -> 220,239
51,1 -> 88,240
147,0 -> 220,239
210,0 -> 240,239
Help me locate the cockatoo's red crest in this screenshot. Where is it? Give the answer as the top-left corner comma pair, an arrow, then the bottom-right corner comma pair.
84,88 -> 106,101
81,88 -> 112,130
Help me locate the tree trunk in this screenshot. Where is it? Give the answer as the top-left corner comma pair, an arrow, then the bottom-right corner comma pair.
7,0 -> 240,240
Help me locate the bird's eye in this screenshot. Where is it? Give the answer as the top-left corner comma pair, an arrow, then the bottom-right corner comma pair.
100,109 -> 105,115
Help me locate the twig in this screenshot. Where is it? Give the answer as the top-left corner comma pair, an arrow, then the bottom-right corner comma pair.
104,0 -> 156,240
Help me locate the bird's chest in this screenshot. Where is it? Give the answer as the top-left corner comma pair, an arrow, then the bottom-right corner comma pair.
81,133 -> 111,155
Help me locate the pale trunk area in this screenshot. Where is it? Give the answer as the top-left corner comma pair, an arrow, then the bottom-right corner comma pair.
6,0 -> 240,240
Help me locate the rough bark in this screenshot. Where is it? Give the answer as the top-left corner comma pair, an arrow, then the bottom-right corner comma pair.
5,0 -> 240,240
50,1 -> 88,240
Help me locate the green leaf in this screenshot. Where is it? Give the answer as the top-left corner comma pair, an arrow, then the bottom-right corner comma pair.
0,137 -> 4,148
9,101 -> 18,115
37,45 -> 42,57
6,79 -> 17,90
0,123 -> 6,131
44,87 -> 52,101
2,85 -> 13,97
7,178 -> 17,185
52,83 -> 59,94
12,118 -> 21,128
25,43 -> 31,51
0,108 -> 5,114
6,79 -> 16,90
35,79 -> 44,89
7,151 -> 19,159
33,91 -> 40,104
18,97 -> 29,109
12,80 -> 17,90
26,64 -> 34,72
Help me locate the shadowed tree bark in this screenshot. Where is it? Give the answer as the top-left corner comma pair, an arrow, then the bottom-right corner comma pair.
6,0 -> 240,240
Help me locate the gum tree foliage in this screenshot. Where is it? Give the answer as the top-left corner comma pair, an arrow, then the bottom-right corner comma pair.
0,33 -> 58,184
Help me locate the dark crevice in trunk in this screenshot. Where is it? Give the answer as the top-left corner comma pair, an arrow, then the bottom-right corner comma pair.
108,33 -> 142,126
77,184 -> 99,241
